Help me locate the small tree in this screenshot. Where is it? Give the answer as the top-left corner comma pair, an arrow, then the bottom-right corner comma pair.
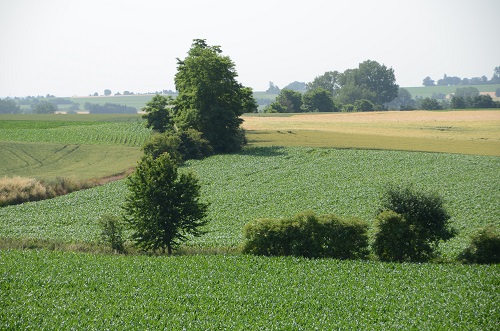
123,153 -> 208,254
373,185 -> 456,262
142,94 -> 174,133
98,214 -> 125,253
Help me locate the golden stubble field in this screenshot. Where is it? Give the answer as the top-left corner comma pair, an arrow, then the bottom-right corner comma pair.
242,110 -> 500,156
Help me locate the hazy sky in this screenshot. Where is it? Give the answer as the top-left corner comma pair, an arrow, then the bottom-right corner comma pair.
1,0 -> 499,97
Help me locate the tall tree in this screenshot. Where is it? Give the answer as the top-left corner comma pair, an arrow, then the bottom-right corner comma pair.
334,61 -> 398,107
306,71 -> 341,95
123,153 -> 208,255
173,39 -> 257,153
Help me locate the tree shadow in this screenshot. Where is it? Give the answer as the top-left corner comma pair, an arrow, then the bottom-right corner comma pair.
238,146 -> 287,157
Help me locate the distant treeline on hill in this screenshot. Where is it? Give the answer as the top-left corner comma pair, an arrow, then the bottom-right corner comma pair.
84,102 -> 137,114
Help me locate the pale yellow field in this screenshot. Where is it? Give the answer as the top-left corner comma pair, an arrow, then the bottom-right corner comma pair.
242,110 -> 500,156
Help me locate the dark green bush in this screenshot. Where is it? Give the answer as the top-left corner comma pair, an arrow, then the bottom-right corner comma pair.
372,210 -> 416,262
459,225 -> 500,264
142,129 -> 212,163
177,128 -> 213,160
375,185 -> 456,262
242,211 -> 369,259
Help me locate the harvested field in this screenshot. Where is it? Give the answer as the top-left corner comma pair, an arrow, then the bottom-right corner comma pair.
243,110 -> 500,156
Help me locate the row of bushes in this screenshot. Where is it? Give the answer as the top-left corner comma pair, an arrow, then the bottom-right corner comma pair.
242,211 -> 499,264
241,186 -> 500,264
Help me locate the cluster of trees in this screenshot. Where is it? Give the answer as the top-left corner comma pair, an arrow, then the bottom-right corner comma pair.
241,185 -> 500,264
264,60 -> 399,113
84,102 -> 137,114
422,66 -> 500,86
0,96 -> 81,114
92,89 -> 177,97
99,40 -> 257,255
0,98 -> 21,114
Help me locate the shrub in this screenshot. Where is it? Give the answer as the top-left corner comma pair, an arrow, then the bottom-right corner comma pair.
372,210 -> 416,262
142,132 -> 182,163
142,129 -> 212,163
459,225 -> 500,264
375,185 -> 456,262
242,211 -> 369,259
0,176 -> 47,207
98,214 -> 125,253
177,128 -> 213,160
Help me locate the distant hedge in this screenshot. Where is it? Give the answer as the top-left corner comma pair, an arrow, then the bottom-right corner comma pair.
242,211 -> 369,259
85,102 -> 136,114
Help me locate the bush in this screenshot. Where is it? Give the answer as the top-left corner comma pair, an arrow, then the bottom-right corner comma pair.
374,185 -> 456,262
459,225 -> 500,264
372,210 -> 416,262
177,128 -> 213,160
142,129 -> 212,163
98,214 -> 125,253
242,211 -> 369,259
142,132 -> 182,163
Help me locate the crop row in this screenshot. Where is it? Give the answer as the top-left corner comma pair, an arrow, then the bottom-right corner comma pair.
0,121 -> 152,147
1,147 -> 498,259
1,249 -> 498,330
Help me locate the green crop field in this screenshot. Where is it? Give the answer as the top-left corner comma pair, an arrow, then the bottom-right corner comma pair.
1,147 -> 498,259
1,250 -> 498,330
1,111 -> 499,330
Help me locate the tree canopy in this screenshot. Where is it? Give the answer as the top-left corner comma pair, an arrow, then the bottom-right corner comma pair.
123,153 -> 208,255
173,39 -> 257,153
142,94 -> 174,133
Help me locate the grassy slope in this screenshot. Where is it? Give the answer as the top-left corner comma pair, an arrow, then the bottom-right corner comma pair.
0,114 -> 149,180
0,141 -> 141,180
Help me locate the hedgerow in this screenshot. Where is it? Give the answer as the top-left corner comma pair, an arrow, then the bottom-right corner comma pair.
242,211 -> 369,259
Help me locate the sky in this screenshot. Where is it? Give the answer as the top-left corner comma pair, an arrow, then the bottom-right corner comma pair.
1,0 -> 499,97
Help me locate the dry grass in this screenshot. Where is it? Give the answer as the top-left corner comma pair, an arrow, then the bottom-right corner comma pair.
242,110 -> 500,156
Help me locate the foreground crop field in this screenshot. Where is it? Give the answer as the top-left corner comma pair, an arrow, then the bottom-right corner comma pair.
1,250 -> 498,330
243,110 -> 500,156
1,147 -> 498,259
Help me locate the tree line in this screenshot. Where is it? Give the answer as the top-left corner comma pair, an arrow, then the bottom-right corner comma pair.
422,66 -> 500,86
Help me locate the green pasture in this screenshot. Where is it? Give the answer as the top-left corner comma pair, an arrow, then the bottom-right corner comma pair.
0,141 -> 141,180
1,147 -> 498,259
404,84 -> 500,99
0,114 -> 149,180
70,95 -> 157,110
1,250 -> 498,330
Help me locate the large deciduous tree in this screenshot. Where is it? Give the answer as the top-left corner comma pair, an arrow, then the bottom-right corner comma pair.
173,39 -> 257,153
123,153 -> 208,255
301,88 -> 337,112
306,71 -> 341,96
333,61 -> 398,108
